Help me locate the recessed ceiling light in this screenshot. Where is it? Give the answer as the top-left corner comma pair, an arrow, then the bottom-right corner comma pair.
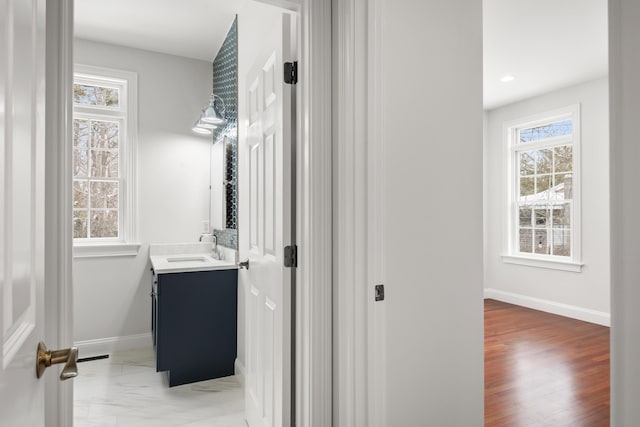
500,75 -> 515,83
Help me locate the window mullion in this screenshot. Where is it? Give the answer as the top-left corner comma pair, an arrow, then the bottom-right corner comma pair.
511,137 -> 572,154
74,106 -> 126,119
87,177 -> 92,240
528,205 -> 533,254
549,207 -> 554,256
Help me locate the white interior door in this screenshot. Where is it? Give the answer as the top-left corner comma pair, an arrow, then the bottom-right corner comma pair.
240,11 -> 294,427
0,0 -> 48,424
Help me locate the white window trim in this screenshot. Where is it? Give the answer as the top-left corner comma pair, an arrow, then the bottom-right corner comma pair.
502,104 -> 583,272
72,64 -> 140,258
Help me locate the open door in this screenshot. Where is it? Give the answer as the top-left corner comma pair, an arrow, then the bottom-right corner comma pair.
0,0 -> 48,423
1,0 -> 75,424
239,9 -> 296,427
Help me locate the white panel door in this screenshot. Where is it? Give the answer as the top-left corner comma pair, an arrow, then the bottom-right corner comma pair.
241,12 -> 294,427
0,0 -> 48,425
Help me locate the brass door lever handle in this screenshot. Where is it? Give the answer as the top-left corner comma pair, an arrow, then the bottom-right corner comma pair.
36,341 -> 79,381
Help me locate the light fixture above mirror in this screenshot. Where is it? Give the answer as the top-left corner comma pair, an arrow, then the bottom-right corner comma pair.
201,93 -> 226,124
192,93 -> 226,135
192,117 -> 217,135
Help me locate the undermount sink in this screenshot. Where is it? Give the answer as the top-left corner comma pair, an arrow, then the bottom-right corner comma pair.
149,243 -> 237,274
166,256 -> 207,263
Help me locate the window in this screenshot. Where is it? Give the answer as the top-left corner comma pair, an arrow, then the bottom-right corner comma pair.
503,105 -> 582,272
73,65 -> 139,256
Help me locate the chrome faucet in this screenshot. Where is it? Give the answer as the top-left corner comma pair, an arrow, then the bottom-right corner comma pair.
212,235 -> 224,260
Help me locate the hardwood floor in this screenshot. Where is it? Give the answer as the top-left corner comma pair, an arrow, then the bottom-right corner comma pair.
485,299 -> 610,427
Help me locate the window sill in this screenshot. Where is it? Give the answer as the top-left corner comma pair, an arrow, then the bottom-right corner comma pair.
501,254 -> 583,272
73,242 -> 142,259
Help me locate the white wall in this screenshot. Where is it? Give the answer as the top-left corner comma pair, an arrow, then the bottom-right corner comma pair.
378,1 -> 484,425
484,77 -> 610,325
73,39 -> 213,354
610,0 -> 640,423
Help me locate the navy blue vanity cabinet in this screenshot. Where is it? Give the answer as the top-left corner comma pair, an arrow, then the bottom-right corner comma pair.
152,268 -> 238,387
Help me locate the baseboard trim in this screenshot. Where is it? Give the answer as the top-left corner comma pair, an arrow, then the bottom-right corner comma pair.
484,288 -> 610,327
234,358 -> 245,385
74,333 -> 152,359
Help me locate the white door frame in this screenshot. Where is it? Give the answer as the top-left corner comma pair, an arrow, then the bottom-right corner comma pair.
44,0 -> 332,426
280,1 -> 333,425
44,0 -> 74,425
332,0 -> 386,425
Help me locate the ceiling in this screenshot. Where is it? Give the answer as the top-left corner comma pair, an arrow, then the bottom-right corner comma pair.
483,0 -> 608,110
74,0 -> 245,62
75,0 -> 609,109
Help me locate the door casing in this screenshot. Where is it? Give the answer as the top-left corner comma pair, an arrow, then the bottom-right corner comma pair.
45,0 -> 332,426
44,0 -> 74,425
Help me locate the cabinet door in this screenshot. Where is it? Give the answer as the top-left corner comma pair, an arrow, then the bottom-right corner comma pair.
155,270 -> 238,385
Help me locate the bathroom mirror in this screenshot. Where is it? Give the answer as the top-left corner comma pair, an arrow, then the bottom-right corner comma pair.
209,17 -> 238,249
210,135 -> 237,230
223,135 -> 237,230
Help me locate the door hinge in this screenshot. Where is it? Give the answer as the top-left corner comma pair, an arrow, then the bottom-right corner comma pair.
284,245 -> 298,268
375,284 -> 385,301
284,61 -> 298,85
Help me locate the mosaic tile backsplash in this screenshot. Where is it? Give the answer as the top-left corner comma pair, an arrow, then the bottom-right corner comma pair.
213,228 -> 238,250
212,17 -> 238,238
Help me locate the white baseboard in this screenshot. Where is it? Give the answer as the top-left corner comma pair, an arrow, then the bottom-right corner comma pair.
234,358 -> 245,385
74,333 -> 152,359
484,288 -> 610,327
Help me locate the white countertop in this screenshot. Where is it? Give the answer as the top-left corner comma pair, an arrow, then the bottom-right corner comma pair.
149,242 -> 237,274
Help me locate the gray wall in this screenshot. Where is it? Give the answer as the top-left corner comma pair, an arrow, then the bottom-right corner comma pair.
378,0 -> 484,424
73,39 -> 212,353
610,0 -> 640,423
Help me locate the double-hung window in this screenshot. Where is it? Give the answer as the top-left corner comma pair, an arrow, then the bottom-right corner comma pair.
504,104 -> 582,271
72,65 -> 138,256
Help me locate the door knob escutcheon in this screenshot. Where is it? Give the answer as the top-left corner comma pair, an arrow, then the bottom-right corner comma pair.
36,341 -> 79,381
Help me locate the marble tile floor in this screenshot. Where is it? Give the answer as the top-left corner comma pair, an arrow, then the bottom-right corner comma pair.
74,347 -> 246,427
